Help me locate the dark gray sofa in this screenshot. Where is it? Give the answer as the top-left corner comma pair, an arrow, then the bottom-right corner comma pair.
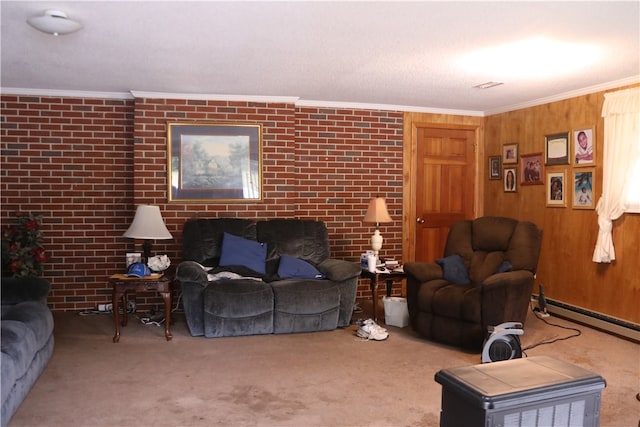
176,218 -> 361,338
1,277 -> 54,427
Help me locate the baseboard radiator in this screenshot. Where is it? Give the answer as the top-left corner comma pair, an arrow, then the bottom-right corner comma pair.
541,297 -> 640,342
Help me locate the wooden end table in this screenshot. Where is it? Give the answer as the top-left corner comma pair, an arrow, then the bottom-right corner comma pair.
361,268 -> 407,321
110,273 -> 172,343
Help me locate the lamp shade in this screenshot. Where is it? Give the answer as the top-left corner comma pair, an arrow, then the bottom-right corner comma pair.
123,205 -> 173,240
363,197 -> 392,225
27,10 -> 83,36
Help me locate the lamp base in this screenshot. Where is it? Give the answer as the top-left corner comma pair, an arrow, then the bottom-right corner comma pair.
142,240 -> 152,264
371,230 -> 383,263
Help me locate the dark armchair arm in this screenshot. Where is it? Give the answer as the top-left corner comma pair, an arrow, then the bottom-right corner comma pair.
175,261 -> 210,337
175,260 -> 209,285
481,270 -> 535,327
317,259 -> 361,282
1,277 -> 51,305
404,262 -> 443,283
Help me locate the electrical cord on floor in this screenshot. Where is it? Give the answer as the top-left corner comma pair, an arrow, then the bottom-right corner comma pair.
171,290 -> 183,313
522,301 -> 582,354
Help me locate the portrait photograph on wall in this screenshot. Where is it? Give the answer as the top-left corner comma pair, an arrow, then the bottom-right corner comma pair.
546,170 -> 566,207
504,167 -> 517,192
167,122 -> 263,202
573,127 -> 595,166
520,152 -> 543,185
573,169 -> 596,209
502,143 -> 519,165
489,156 -> 502,180
545,132 -> 569,165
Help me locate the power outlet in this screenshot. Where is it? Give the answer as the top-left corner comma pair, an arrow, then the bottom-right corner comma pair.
530,294 -> 550,317
97,303 -> 113,312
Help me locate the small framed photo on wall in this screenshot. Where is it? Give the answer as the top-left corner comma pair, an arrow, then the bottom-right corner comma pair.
546,170 -> 566,207
545,132 -> 569,165
502,143 -> 519,165
489,156 -> 502,180
573,127 -> 595,166
520,152 -> 543,185
504,167 -> 517,192
573,168 -> 595,209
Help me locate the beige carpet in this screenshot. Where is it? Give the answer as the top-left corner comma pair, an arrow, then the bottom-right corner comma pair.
8,303 -> 640,427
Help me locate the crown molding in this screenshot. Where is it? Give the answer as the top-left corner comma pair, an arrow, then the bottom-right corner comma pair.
483,75 -> 640,116
0,87 -> 133,99
4,76 -> 638,116
295,99 -> 484,117
129,91 -> 299,104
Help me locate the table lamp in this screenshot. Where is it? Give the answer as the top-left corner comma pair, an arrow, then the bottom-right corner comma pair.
363,197 -> 393,261
123,205 -> 173,263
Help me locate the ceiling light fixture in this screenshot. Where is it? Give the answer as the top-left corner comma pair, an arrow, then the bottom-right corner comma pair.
27,10 -> 83,36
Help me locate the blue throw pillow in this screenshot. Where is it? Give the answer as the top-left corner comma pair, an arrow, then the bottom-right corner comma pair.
218,232 -> 266,274
435,254 -> 470,285
277,255 -> 326,279
495,260 -> 513,273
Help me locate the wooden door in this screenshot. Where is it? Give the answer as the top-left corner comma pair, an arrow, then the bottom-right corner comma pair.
414,126 -> 476,262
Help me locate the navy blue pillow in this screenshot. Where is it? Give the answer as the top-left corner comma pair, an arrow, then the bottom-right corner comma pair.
218,232 -> 266,274
495,260 -> 513,273
277,255 -> 325,279
435,254 -> 470,285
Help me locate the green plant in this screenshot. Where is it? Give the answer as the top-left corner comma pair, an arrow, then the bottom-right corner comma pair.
1,212 -> 49,277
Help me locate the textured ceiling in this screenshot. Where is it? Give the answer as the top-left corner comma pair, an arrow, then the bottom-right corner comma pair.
1,1 -> 639,115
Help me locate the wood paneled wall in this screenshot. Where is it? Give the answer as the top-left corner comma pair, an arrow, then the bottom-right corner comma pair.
484,85 -> 640,324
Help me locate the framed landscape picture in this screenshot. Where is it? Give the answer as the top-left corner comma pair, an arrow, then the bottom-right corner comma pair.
573,127 -> 595,166
546,170 -> 566,207
573,168 -> 595,209
545,132 -> 569,165
520,152 -> 543,185
167,122 -> 263,202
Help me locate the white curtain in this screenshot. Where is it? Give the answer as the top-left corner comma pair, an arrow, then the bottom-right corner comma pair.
592,87 -> 640,263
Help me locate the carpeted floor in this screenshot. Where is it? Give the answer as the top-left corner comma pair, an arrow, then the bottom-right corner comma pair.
7,302 -> 640,427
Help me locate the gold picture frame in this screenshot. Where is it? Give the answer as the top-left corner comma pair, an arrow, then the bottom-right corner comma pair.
573,127 -> 596,167
502,143 -> 519,165
572,168 -> 596,209
546,170 -> 567,207
167,122 -> 263,202
520,152 -> 544,185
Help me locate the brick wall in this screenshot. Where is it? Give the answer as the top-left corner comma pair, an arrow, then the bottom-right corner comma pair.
1,94 -> 404,312
1,95 -> 135,310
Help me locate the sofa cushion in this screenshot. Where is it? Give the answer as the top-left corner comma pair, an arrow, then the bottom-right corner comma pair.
257,220 -> 330,277
472,216 -> 517,252
219,232 -> 266,274
203,280 -> 274,337
436,254 -> 470,285
182,218 -> 256,267
496,260 -> 513,273
469,251 -> 504,284
1,320 -> 38,382
271,280 -> 340,334
277,255 -> 325,279
1,301 -> 54,350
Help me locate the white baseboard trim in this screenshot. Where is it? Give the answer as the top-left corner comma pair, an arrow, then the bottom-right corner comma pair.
544,298 -> 640,343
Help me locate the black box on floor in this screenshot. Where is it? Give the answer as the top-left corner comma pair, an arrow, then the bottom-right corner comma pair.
435,356 -> 606,427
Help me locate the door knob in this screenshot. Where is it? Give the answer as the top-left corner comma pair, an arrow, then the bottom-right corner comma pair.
416,218 -> 425,223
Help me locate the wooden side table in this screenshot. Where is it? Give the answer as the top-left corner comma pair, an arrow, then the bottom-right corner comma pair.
110,273 -> 172,342
361,268 -> 407,321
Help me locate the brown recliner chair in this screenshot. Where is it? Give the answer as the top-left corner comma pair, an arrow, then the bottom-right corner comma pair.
404,216 -> 542,351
